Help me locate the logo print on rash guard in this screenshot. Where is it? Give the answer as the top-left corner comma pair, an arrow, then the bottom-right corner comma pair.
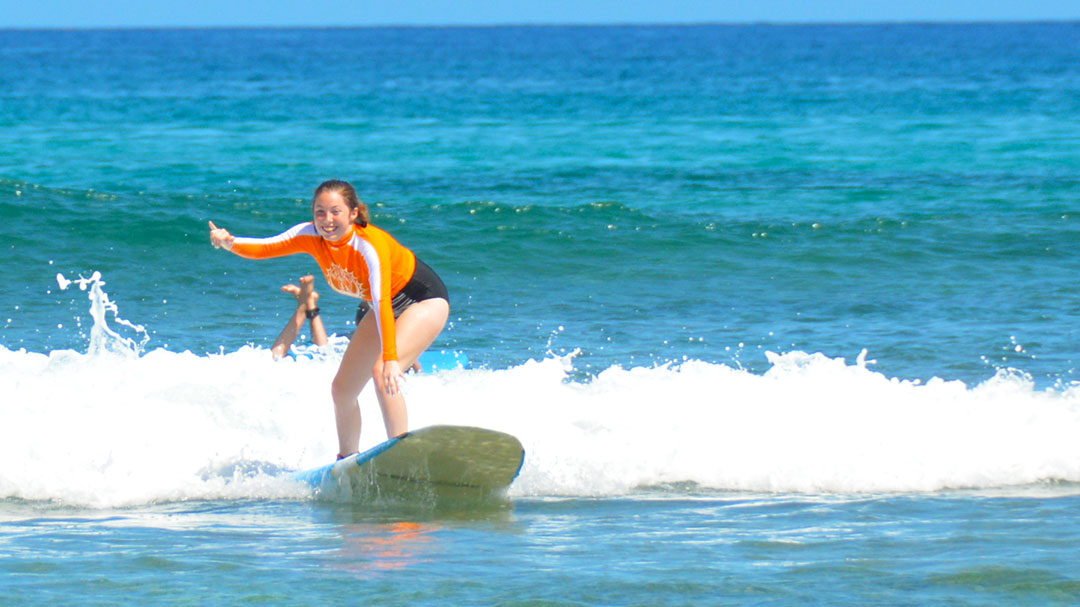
325,263 -> 369,299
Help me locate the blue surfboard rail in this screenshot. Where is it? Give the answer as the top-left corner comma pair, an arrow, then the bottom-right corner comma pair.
291,436 -> 402,488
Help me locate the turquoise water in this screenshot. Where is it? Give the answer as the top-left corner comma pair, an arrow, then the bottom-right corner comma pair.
3,24 -> 1080,604
5,495 -> 1080,605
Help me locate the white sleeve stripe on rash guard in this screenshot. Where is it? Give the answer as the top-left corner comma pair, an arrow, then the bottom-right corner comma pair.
233,222 -> 317,246
352,235 -> 385,352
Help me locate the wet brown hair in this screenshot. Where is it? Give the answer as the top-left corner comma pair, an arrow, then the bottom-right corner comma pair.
313,179 -> 369,227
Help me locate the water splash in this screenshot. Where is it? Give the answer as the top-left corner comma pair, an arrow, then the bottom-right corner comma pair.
56,271 -> 149,357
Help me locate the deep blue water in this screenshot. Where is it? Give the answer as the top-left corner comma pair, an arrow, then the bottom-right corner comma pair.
2,24 -> 1080,605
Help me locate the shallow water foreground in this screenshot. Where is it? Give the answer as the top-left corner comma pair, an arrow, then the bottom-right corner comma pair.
3,491 -> 1080,606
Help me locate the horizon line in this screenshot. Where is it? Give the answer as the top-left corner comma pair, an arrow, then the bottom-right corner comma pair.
2,18 -> 1079,32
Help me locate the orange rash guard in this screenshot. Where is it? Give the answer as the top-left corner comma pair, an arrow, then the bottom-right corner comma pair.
231,222 -> 417,362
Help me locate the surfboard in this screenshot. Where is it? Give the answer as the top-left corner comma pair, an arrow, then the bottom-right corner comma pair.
293,425 -> 525,503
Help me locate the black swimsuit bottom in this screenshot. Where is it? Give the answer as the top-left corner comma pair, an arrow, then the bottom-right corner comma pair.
354,257 -> 448,324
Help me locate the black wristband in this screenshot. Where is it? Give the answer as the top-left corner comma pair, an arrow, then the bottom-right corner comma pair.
305,307 -> 320,320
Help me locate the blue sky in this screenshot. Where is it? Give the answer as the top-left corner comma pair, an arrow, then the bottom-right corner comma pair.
1,0 -> 1077,28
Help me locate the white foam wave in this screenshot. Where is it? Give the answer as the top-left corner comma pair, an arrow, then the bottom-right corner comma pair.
500,351 -> 1080,497
4,270 -> 1079,506
2,343 -> 1080,507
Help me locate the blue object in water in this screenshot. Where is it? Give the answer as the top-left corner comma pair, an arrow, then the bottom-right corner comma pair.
417,349 -> 469,371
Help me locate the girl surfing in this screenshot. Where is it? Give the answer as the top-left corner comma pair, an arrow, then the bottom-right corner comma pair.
209,180 -> 450,460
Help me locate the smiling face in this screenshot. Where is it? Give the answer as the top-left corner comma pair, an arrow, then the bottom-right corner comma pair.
313,191 -> 359,241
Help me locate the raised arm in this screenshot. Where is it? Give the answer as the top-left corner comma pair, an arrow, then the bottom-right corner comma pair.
209,222 -> 318,260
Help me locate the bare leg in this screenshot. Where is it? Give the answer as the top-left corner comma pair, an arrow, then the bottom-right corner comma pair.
272,276 -> 326,360
371,298 -> 450,438
330,298 -> 450,455
331,313 -> 381,457
298,276 -> 328,347
271,282 -> 307,360
358,302 -> 421,373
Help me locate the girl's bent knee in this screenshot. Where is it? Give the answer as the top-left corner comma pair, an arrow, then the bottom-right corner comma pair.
330,378 -> 357,404
370,372 -> 387,394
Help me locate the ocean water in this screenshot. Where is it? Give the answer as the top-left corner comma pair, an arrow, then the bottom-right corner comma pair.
3,23 -> 1080,605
